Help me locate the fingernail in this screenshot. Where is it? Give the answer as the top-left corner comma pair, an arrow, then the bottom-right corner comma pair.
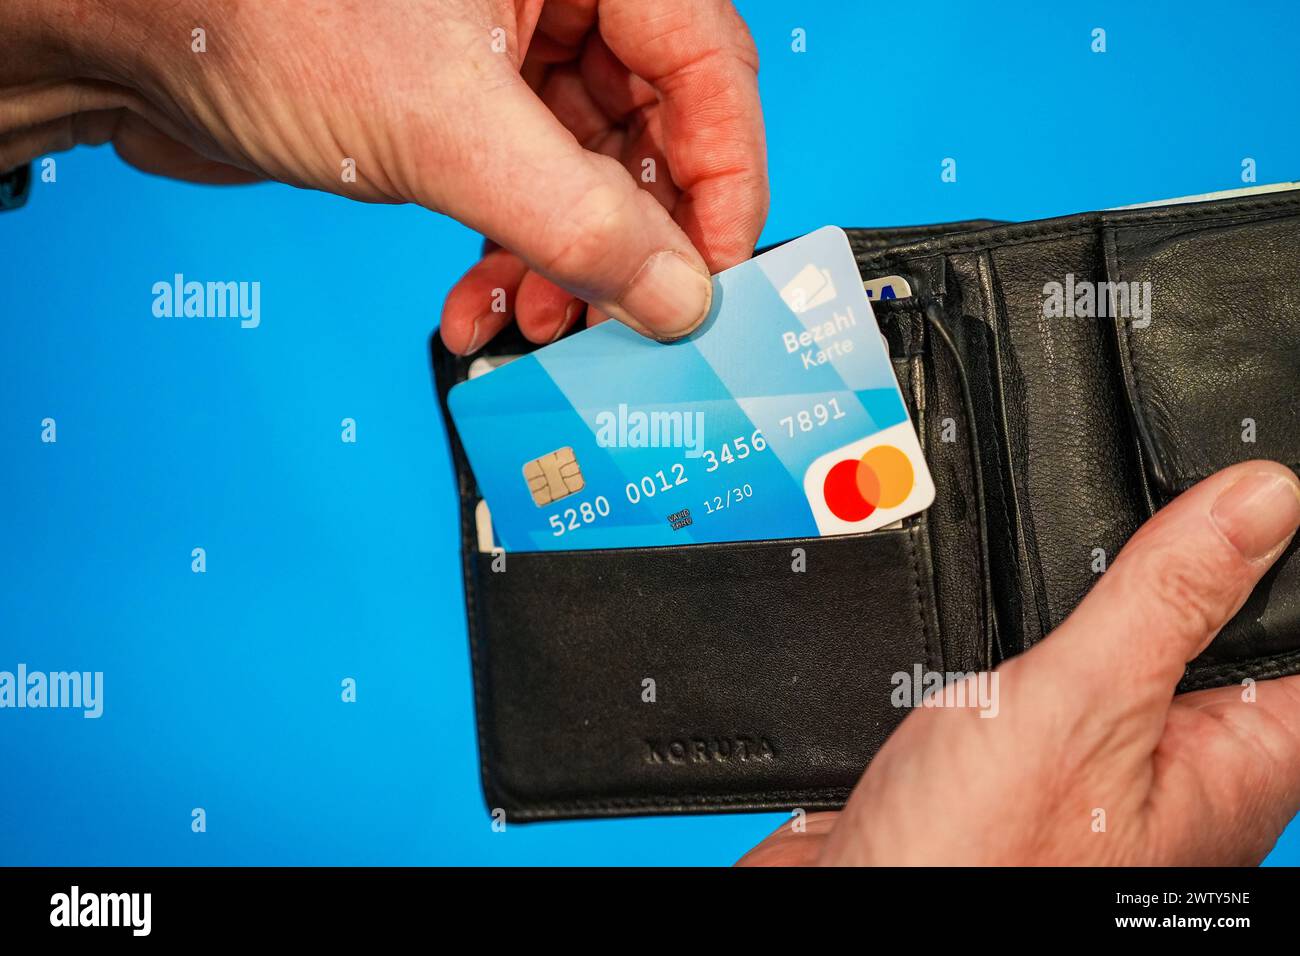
1210,470 -> 1300,561
464,316 -> 482,355
548,300 -> 582,344
618,251 -> 712,339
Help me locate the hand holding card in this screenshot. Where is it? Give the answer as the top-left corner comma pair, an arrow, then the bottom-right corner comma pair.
448,227 -> 934,552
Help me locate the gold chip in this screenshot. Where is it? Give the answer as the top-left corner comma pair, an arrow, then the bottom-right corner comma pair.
522,446 -> 584,506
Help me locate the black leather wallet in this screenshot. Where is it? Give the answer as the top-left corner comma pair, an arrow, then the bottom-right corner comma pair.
431,190 -> 1300,821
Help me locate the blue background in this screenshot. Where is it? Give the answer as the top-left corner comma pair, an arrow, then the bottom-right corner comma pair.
3,0 -> 1299,865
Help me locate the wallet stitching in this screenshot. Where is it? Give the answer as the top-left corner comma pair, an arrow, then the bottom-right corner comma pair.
1161,466 -> 1300,487
852,195 -> 1300,266
1180,646 -> 1300,688
898,324 -> 938,673
501,788 -> 856,817
906,521 -> 934,673
1168,467 -> 1300,486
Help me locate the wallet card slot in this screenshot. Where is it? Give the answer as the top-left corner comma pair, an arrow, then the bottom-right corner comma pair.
457,345 -> 925,558
465,526 -> 944,819
431,324 -> 987,820
954,237 -> 1149,649
846,256 -> 997,672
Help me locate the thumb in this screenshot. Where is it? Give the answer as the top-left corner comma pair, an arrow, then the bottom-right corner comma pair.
423,71 -> 713,340
1029,460 -> 1300,727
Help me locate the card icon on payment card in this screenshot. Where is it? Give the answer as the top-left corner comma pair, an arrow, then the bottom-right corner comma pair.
779,262 -> 837,313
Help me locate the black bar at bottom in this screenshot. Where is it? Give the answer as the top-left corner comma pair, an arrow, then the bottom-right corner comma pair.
0,866 -> 1289,939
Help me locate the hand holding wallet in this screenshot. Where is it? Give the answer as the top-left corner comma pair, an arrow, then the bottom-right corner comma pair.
743,458 -> 1300,866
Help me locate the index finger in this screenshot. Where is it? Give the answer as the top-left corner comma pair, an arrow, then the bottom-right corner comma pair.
596,0 -> 769,270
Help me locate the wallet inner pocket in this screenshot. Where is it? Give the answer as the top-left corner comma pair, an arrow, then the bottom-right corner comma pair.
1106,213 -> 1300,683
1109,214 -> 1300,497
466,526 -> 944,819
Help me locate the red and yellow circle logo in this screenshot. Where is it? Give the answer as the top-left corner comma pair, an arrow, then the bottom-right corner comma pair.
821,444 -> 914,521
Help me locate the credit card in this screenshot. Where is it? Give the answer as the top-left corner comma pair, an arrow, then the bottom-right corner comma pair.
863,274 -> 913,301
448,226 -> 935,552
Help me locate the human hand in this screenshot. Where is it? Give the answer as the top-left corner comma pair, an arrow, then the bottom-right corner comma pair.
740,460 -> 1300,866
0,0 -> 766,350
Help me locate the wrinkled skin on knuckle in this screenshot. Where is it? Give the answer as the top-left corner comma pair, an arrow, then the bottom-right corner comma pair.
1110,532 -> 1245,657
132,1 -> 506,201
535,166 -> 647,293
729,17 -> 761,72
1196,700 -> 1300,826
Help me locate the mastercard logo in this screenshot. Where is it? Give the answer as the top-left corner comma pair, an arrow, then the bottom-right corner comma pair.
802,422 -> 935,535
821,444 -> 915,521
